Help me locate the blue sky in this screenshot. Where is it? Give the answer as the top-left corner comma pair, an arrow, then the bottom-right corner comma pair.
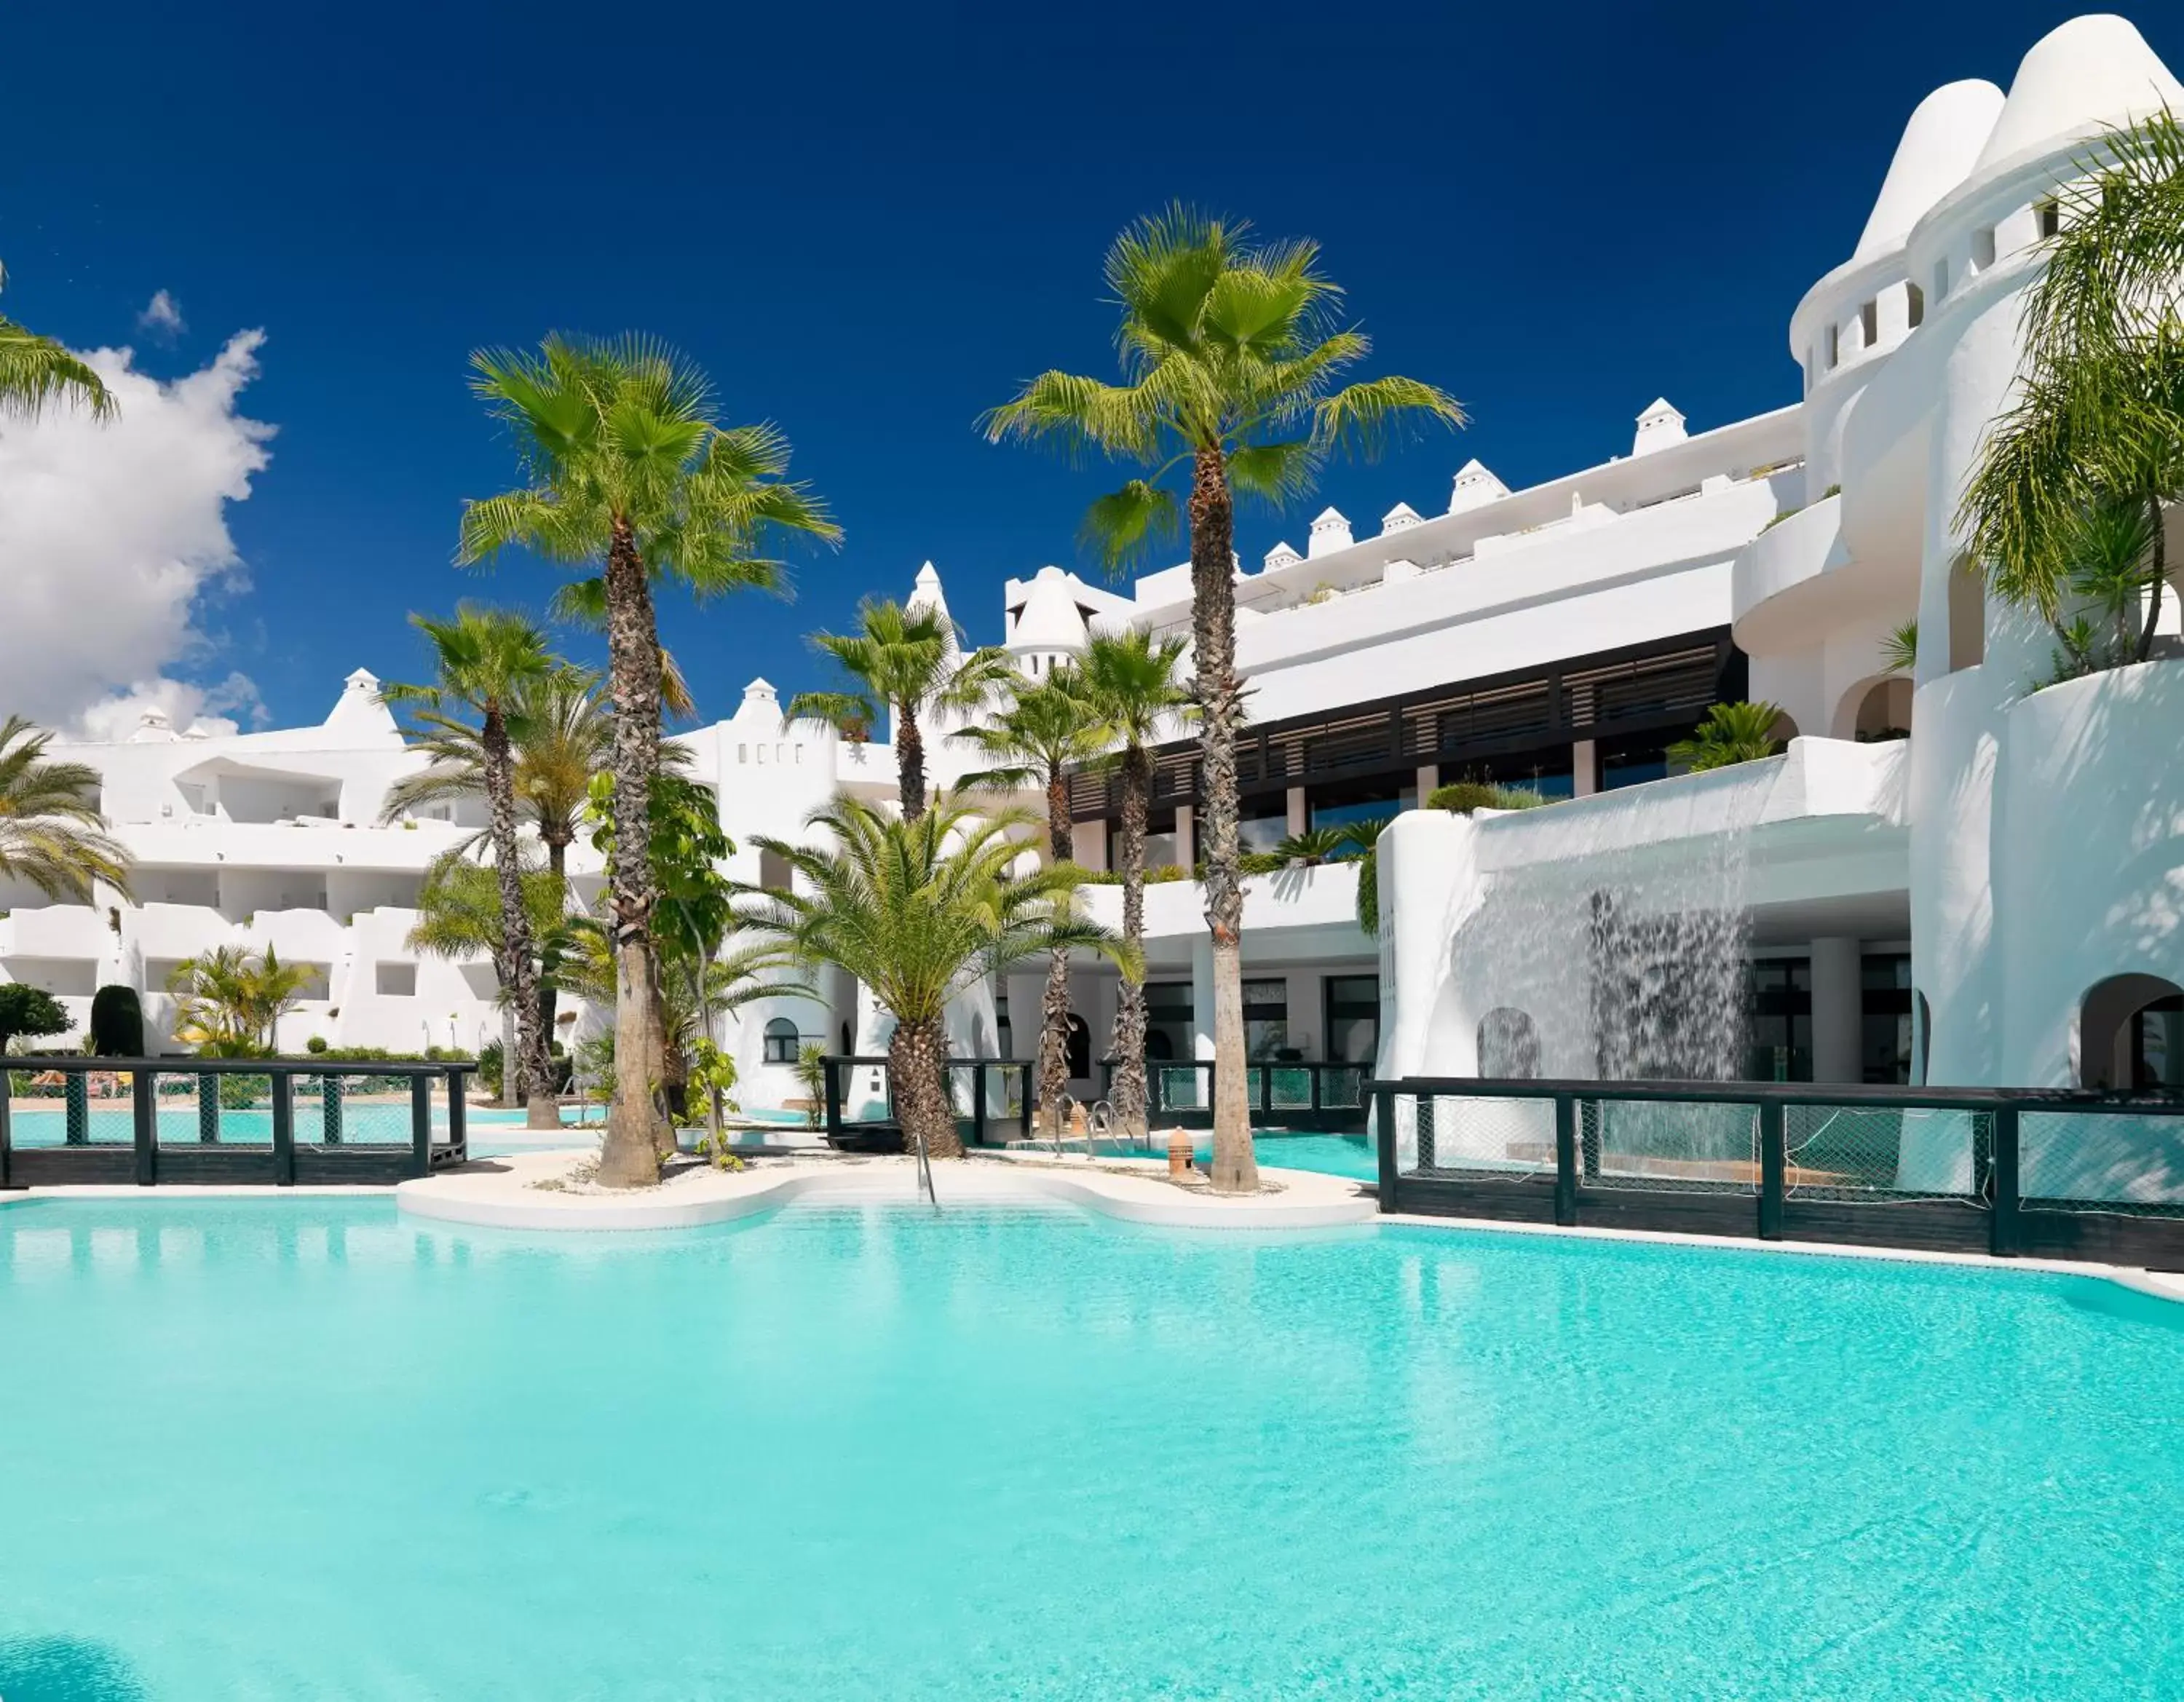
6,1 -> 2173,731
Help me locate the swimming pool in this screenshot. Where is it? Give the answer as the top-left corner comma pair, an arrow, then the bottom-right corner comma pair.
2,1198 -> 2179,1698
3,1101 -> 542,1147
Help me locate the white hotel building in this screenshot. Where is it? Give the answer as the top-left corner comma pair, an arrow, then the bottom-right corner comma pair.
6,13 -> 2182,1115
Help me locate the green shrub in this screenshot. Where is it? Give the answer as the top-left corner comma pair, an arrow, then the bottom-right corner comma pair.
89,986 -> 145,1057
0,983 -> 72,1052
478,1039 -> 505,1098
1426,781 -> 1549,815
304,1034 -> 329,1055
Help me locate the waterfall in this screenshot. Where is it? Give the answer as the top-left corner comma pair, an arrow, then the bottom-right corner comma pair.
1453,772 -> 1770,1082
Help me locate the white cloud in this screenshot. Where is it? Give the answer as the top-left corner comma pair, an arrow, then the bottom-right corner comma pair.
0,330 -> 274,741
136,290 -> 186,339
73,673 -> 267,743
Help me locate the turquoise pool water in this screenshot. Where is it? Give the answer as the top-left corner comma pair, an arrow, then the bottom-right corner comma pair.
5,1103 -> 539,1147
2,1198 -> 2180,1699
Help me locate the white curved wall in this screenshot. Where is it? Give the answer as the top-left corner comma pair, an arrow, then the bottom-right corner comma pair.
1995,662 -> 2184,1086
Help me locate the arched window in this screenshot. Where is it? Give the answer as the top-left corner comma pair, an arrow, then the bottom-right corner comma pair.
839,1020 -> 853,1056
762,1018 -> 801,1065
1066,1013 -> 1091,1081
1912,989 -> 1931,1085
2078,975 -> 2184,1090
1478,1008 -> 1541,1079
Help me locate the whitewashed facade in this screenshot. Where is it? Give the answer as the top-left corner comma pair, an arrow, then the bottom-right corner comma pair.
8,13 -> 2180,1107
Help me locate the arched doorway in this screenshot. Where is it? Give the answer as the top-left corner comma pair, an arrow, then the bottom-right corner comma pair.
1066,1013 -> 1091,1081
2079,975 -> 2184,1089
1836,676 -> 1912,743
1478,1008 -> 1541,1079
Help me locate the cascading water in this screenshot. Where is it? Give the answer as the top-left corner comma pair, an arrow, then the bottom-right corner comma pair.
1455,775 -> 1766,1082
1445,774 -> 1773,1175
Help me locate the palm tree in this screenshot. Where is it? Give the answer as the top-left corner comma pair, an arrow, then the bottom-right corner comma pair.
1958,110 -> 2184,659
1270,826 -> 1348,866
382,665 -> 630,1059
1067,630 -> 1190,1144
984,205 -> 1463,1192
788,599 -> 1015,821
956,674 -> 1112,1134
381,606 -> 560,1128
0,716 -> 132,901
406,847 -> 572,1101
745,798 -> 1128,1160
546,579 -> 700,721
1666,702 -> 1790,772
0,263 -> 116,421
167,946 -> 309,1056
459,333 -> 838,1187
1882,620 -> 1918,674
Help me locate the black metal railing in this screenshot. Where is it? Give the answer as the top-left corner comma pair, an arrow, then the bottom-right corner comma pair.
1096,1059 -> 1372,1132
1375,1076 -> 2184,1270
820,1056 -> 1036,1152
0,1056 -> 477,1188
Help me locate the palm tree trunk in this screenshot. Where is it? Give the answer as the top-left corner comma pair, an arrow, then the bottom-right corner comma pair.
598,515 -> 665,1187
2137,488 -> 2168,662
1106,745 -> 1151,1144
539,836 -> 566,1069
897,705 -> 927,821
500,1004 -> 519,1107
890,1014 -> 961,1160
1037,762 -> 1075,1139
1188,445 -> 1257,1193
483,711 -> 559,1131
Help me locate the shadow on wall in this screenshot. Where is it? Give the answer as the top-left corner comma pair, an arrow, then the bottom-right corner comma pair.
0,1635 -> 148,1701
2007,660 -> 2184,1088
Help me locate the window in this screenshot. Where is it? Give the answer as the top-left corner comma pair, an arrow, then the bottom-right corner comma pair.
1065,1013 -> 1091,1080
1242,978 -> 1289,1061
1746,958 -> 1813,1082
375,963 -> 416,997
1972,226 -> 1995,270
759,848 -> 792,892
1825,322 -> 1840,370
2036,199 -> 2060,240
1905,281 -> 1924,330
1859,299 -> 1878,349
1324,974 -> 1381,1068
1144,981 -> 1194,1066
1860,953 -> 1912,1084
762,1018 -> 800,1064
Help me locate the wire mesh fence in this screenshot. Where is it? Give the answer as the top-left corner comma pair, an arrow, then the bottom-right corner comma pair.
293,1074 -> 417,1147
1265,1067 -> 1314,1112
1154,1066 -> 1208,1112
1393,1093 -> 1556,1180
2021,1109 -> 2184,1214
1583,1096 -> 1757,1193
1783,1104 -> 1988,1203
1319,1067 -> 1366,1111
